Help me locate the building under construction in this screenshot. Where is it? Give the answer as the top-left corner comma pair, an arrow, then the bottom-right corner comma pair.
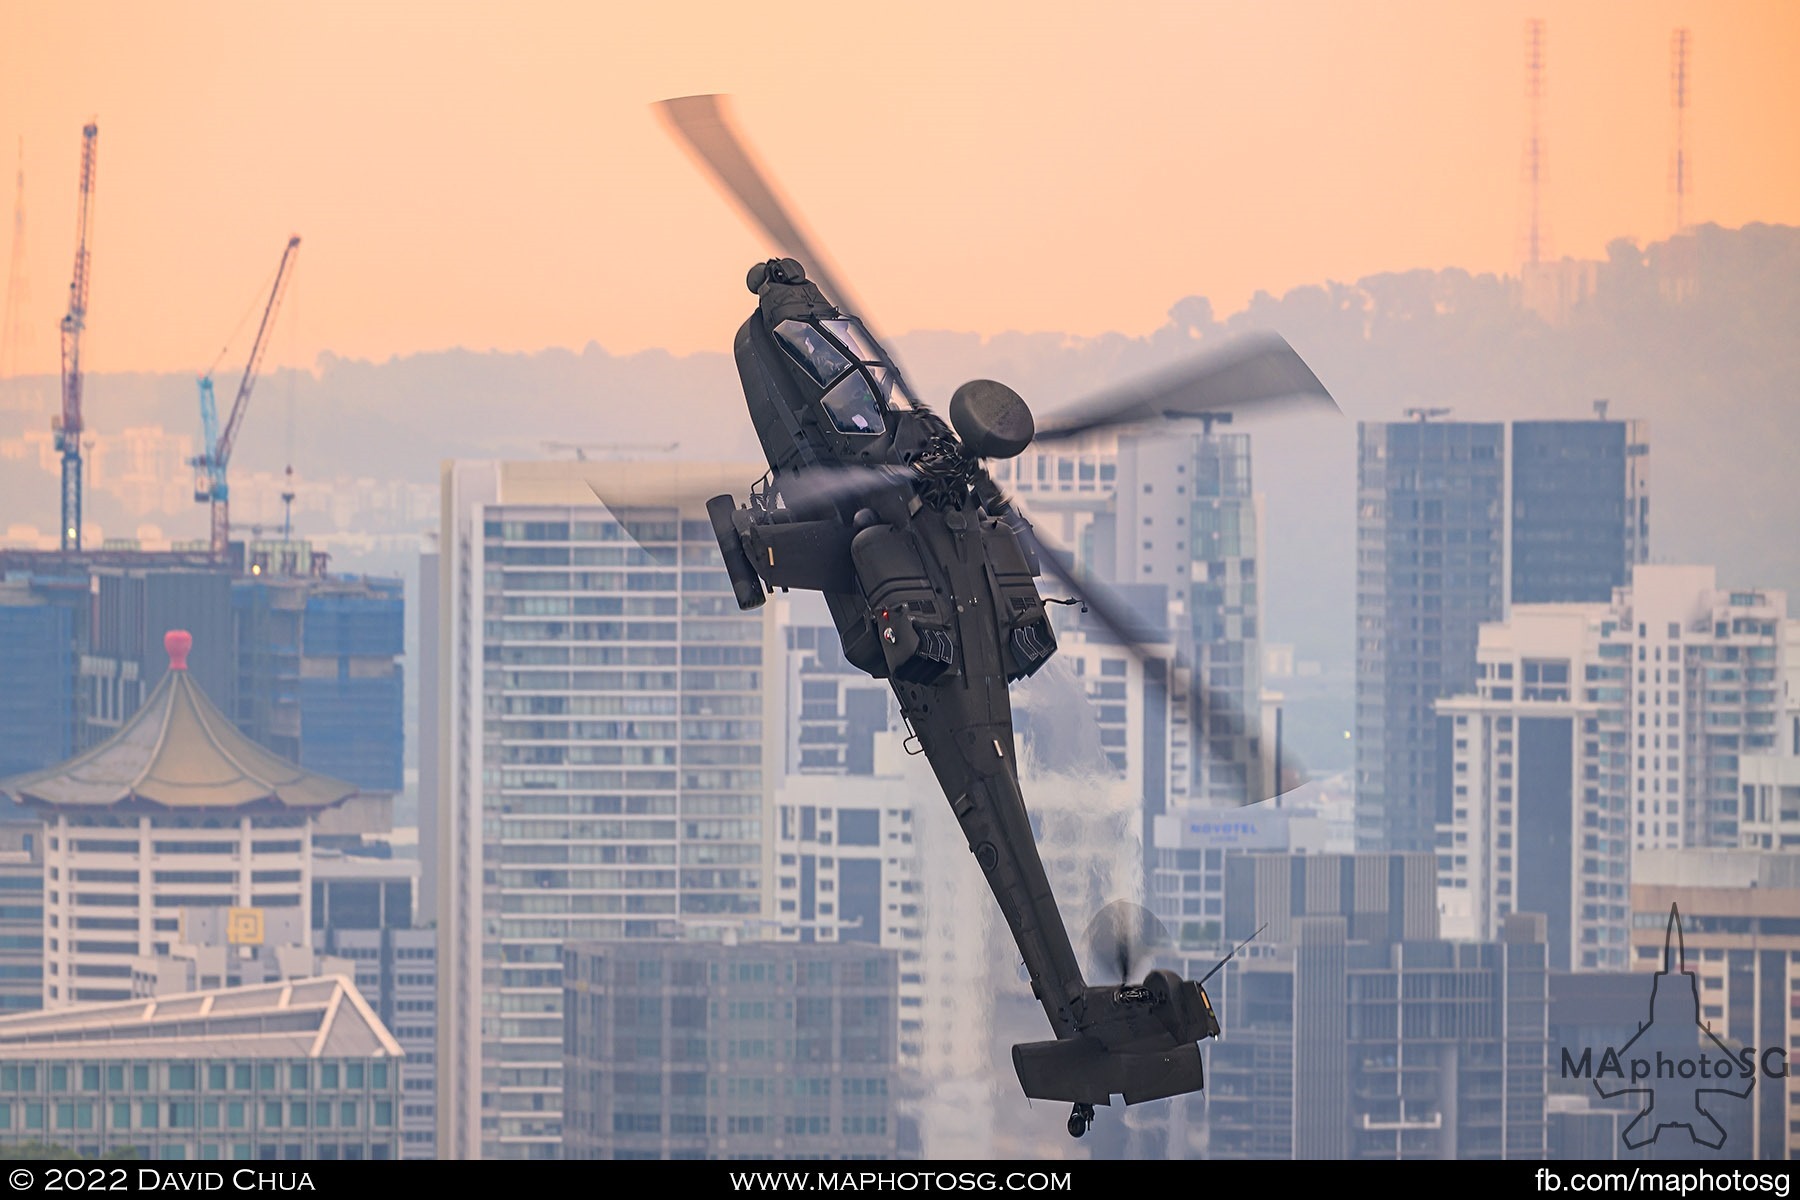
0,542 -> 403,803
233,545 -> 404,796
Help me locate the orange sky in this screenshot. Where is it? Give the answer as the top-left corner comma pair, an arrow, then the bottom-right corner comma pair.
1,0 -> 1796,376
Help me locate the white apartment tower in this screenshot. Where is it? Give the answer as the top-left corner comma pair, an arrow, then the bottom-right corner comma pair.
1436,564 -> 1794,971
767,590 -> 929,1066
437,460 -> 776,1160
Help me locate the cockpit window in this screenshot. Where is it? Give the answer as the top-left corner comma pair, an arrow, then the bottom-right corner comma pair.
820,372 -> 886,435
823,318 -> 885,365
774,319 -> 852,386
867,366 -> 900,403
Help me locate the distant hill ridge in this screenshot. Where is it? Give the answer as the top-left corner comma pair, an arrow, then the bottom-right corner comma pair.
1,221 -> 1793,667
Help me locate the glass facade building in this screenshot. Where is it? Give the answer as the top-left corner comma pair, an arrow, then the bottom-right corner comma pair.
233,574 -> 406,796
0,583 -> 73,780
1510,418 -> 1649,605
1355,420 -> 1505,854
1204,915 -> 1549,1159
562,940 -> 899,1160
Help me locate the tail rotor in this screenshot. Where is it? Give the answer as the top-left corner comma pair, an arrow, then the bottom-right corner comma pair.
1084,899 -> 1170,988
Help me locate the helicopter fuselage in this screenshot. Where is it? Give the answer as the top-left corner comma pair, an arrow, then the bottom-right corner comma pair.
705,259 -> 1219,1122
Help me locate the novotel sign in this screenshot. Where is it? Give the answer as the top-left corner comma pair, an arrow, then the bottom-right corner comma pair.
1176,811 -> 1289,849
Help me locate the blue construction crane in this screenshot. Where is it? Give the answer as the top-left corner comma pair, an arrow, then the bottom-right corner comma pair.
191,235 -> 300,562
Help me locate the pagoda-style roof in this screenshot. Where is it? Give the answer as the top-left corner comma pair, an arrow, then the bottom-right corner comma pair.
0,630 -> 356,812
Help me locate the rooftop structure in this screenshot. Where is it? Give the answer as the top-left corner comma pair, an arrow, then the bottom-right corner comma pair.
0,973 -> 400,1061
0,975 -> 405,1161
1,631 -> 356,814
0,631 -> 357,1007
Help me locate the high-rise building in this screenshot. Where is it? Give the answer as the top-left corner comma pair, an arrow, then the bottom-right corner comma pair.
995,427 -> 1271,809
82,564 -> 236,748
417,543 -> 441,927
312,852 -> 438,1160
1149,801 -> 1352,944
1203,853 -> 1547,1160
1116,429 -> 1268,809
1436,565 -> 1795,953
0,578 -> 73,779
0,549 -> 403,809
1355,419 -> 1505,854
0,823 -> 42,1014
993,426 -> 1276,938
0,630 -> 359,1008
561,939 -> 901,1160
437,459 -> 775,1160
769,592 -> 927,1066
233,572 -> 405,797
1434,606 -> 1632,971
1628,850 -> 1800,1160
1740,742 -> 1800,851
1510,416 -> 1650,605
1736,636 -> 1800,852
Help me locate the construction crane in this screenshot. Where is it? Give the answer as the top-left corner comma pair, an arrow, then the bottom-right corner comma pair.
190,235 -> 300,562
53,123 -> 97,552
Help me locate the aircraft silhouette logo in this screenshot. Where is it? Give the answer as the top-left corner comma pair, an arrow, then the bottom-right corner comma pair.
1595,904 -> 1754,1150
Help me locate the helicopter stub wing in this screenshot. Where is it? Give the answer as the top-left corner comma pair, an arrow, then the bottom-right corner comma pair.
1013,1038 -> 1205,1107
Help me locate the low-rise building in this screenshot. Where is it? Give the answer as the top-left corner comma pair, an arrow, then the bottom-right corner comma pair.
0,975 -> 404,1160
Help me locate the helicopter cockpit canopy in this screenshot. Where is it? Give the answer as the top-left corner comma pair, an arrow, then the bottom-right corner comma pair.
773,316 -> 896,436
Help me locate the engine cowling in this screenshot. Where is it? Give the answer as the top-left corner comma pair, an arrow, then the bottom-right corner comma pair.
851,525 -> 956,684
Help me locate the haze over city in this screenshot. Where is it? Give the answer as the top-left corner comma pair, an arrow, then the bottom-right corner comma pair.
0,0 -> 1798,1171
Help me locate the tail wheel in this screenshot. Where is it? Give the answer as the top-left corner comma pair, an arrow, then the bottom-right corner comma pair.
1067,1103 -> 1094,1138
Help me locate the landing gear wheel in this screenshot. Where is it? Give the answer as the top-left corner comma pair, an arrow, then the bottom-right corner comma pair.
1067,1103 -> 1094,1138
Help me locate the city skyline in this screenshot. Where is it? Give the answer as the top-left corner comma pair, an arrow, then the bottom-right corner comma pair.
3,1 -> 1799,1166
0,421 -> 1796,1159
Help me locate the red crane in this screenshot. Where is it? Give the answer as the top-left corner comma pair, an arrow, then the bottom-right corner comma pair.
191,234 -> 300,561
54,122 -> 97,551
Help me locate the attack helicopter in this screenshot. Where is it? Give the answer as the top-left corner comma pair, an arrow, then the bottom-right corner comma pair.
653,94 -> 1340,1138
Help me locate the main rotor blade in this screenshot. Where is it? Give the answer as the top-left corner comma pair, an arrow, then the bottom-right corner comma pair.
1014,515 -> 1167,652
654,93 -> 927,411
1018,508 -> 1308,807
1032,332 -> 1339,445
773,463 -> 917,516
655,94 -> 863,323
